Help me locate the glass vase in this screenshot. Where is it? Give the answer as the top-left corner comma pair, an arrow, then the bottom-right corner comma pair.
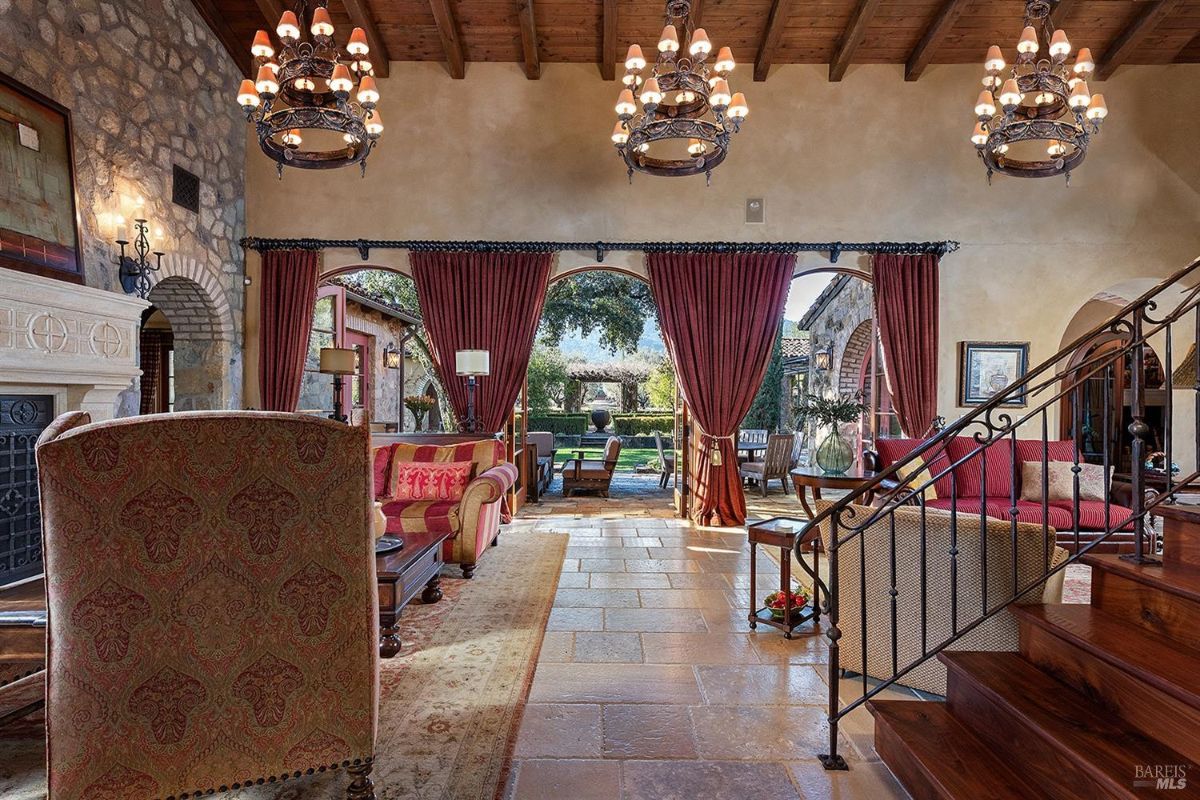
815,429 -> 854,475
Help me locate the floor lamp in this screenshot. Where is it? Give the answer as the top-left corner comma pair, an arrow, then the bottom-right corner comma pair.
319,346 -> 356,423
456,349 -> 490,434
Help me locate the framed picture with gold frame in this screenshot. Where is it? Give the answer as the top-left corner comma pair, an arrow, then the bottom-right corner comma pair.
958,341 -> 1029,407
0,71 -> 84,283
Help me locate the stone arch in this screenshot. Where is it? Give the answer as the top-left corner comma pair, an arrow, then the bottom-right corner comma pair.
145,259 -> 234,410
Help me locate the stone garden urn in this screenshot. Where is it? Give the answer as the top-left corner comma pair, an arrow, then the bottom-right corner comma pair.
591,407 -> 612,432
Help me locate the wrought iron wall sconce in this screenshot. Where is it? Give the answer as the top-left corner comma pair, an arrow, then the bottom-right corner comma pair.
814,347 -> 832,372
384,344 -> 402,370
116,218 -> 164,299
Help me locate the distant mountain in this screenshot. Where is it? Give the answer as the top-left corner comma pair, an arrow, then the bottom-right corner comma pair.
557,327 -> 666,358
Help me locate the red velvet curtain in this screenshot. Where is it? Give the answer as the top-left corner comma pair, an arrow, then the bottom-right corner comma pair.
647,251 -> 795,526
259,249 -> 321,412
410,251 -> 553,434
873,253 -> 940,437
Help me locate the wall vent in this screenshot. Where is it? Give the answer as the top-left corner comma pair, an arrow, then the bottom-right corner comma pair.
172,165 -> 201,214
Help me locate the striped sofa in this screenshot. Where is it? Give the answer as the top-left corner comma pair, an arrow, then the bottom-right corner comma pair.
372,438 -> 517,578
871,437 -> 1135,535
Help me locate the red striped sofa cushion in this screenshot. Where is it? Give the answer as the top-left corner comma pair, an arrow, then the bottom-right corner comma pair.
945,437 -> 1016,500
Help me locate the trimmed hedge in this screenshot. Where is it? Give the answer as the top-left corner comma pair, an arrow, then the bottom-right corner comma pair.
527,412 -> 589,435
613,414 -> 675,436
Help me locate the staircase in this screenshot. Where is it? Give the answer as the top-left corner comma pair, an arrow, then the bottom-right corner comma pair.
870,504 -> 1200,798
799,257 -> 1200,796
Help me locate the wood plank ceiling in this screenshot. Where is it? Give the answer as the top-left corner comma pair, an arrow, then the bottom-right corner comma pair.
199,0 -> 1200,80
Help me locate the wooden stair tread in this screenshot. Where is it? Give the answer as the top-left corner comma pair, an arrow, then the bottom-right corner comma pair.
940,651 -> 1198,794
868,700 -> 1041,800
1157,504 -> 1200,525
1082,553 -> 1200,604
1013,604 -> 1200,709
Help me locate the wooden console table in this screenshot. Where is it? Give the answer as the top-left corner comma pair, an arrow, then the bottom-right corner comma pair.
376,530 -> 452,658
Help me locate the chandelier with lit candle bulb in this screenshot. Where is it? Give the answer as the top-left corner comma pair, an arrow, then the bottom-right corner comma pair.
235,0 -> 382,176
970,0 -> 1108,184
611,0 -> 747,182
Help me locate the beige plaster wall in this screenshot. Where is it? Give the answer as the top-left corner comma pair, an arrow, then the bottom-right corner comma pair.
244,62 -> 1200,448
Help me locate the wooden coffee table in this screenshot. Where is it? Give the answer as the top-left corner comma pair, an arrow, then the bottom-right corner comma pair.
376,531 -> 452,658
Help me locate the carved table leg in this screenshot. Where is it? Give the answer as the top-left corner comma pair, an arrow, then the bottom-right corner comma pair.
346,762 -> 375,800
797,486 -> 816,519
422,575 -> 443,604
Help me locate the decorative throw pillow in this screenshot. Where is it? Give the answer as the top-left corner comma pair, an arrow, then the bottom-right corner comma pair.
372,445 -> 393,500
390,461 -> 472,502
1020,461 -> 1110,502
895,458 -> 938,500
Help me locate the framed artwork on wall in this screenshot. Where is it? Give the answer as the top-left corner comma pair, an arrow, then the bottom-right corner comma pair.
0,71 -> 84,283
958,341 -> 1029,407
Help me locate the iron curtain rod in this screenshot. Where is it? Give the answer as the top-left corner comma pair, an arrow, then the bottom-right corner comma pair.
239,237 -> 960,264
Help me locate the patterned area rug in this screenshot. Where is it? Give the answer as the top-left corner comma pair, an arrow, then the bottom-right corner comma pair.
0,530 -> 567,800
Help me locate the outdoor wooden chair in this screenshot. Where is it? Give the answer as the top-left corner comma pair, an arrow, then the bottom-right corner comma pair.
654,431 -> 676,488
526,431 -> 557,500
561,436 -> 621,497
739,428 -> 768,463
739,433 -> 793,497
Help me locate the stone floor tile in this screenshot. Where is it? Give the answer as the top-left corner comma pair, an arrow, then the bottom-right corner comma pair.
622,760 -> 801,800
748,628 -> 829,665
546,607 -> 605,631
641,632 -> 762,665
554,588 -> 641,608
510,759 -> 621,800
557,572 -> 590,588
601,704 -> 698,759
695,664 -> 827,705
690,705 -> 829,760
666,572 -> 731,589
572,631 -> 644,663
538,631 -> 574,662
787,759 -> 909,800
623,558 -> 701,573
589,572 -> 671,589
637,588 -> 738,609
578,558 -> 628,572
528,664 -> 702,704
514,704 -> 602,757
604,607 -> 709,633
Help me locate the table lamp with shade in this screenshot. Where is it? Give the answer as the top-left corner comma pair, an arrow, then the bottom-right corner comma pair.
455,349 -> 490,433
319,346 -> 356,423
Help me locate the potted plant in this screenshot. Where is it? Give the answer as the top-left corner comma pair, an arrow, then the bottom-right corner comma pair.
764,588 -> 810,619
794,392 -> 868,475
404,394 -> 437,431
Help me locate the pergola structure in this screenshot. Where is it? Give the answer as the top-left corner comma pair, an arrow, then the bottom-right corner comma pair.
567,361 -> 654,412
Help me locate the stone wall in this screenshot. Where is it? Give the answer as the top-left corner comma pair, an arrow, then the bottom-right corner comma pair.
0,0 -> 246,410
343,301 -> 434,429
804,276 -> 874,400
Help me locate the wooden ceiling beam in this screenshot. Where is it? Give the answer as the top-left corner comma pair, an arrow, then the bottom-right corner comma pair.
252,0 -> 285,27
753,0 -> 794,82
189,0 -> 252,76
518,0 -> 540,79
428,0 -> 466,79
904,0 -> 968,82
341,0 -> 391,78
601,0 -> 617,80
689,0 -> 703,29
829,0 -> 883,81
1095,0 -> 1181,81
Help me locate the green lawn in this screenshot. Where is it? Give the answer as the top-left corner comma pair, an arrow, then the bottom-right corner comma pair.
553,446 -> 660,472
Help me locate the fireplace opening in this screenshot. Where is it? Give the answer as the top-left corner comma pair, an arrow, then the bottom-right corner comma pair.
0,396 -> 53,587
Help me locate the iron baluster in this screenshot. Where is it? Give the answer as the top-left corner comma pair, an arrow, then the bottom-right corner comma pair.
1124,313 -> 1152,564
1072,384 -> 1082,554
819,512 -> 847,771
889,510 -> 898,678
1165,322 -> 1174,502
980,445 -> 988,618
1103,364 -> 1112,532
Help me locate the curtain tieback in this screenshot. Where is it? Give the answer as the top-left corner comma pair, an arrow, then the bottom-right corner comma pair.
700,433 -> 736,467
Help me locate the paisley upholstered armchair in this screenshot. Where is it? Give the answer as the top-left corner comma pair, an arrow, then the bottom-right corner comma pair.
36,411 -> 379,800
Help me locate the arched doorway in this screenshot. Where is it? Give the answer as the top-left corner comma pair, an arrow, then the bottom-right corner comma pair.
143,274 -> 230,410
138,307 -> 174,413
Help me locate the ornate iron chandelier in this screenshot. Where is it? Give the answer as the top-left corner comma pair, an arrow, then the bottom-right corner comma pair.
611,0 -> 748,183
970,0 -> 1108,184
236,0 -> 382,177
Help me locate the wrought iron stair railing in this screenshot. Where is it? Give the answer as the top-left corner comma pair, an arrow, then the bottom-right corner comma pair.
802,256 -> 1200,770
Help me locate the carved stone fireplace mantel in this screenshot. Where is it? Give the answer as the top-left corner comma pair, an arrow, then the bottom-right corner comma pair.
0,268 -> 149,421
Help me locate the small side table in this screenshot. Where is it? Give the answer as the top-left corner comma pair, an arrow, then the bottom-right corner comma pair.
747,517 -> 822,639
790,466 -> 877,519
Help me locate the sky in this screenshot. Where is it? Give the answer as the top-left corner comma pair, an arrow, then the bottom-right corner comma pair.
555,272 -> 836,358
